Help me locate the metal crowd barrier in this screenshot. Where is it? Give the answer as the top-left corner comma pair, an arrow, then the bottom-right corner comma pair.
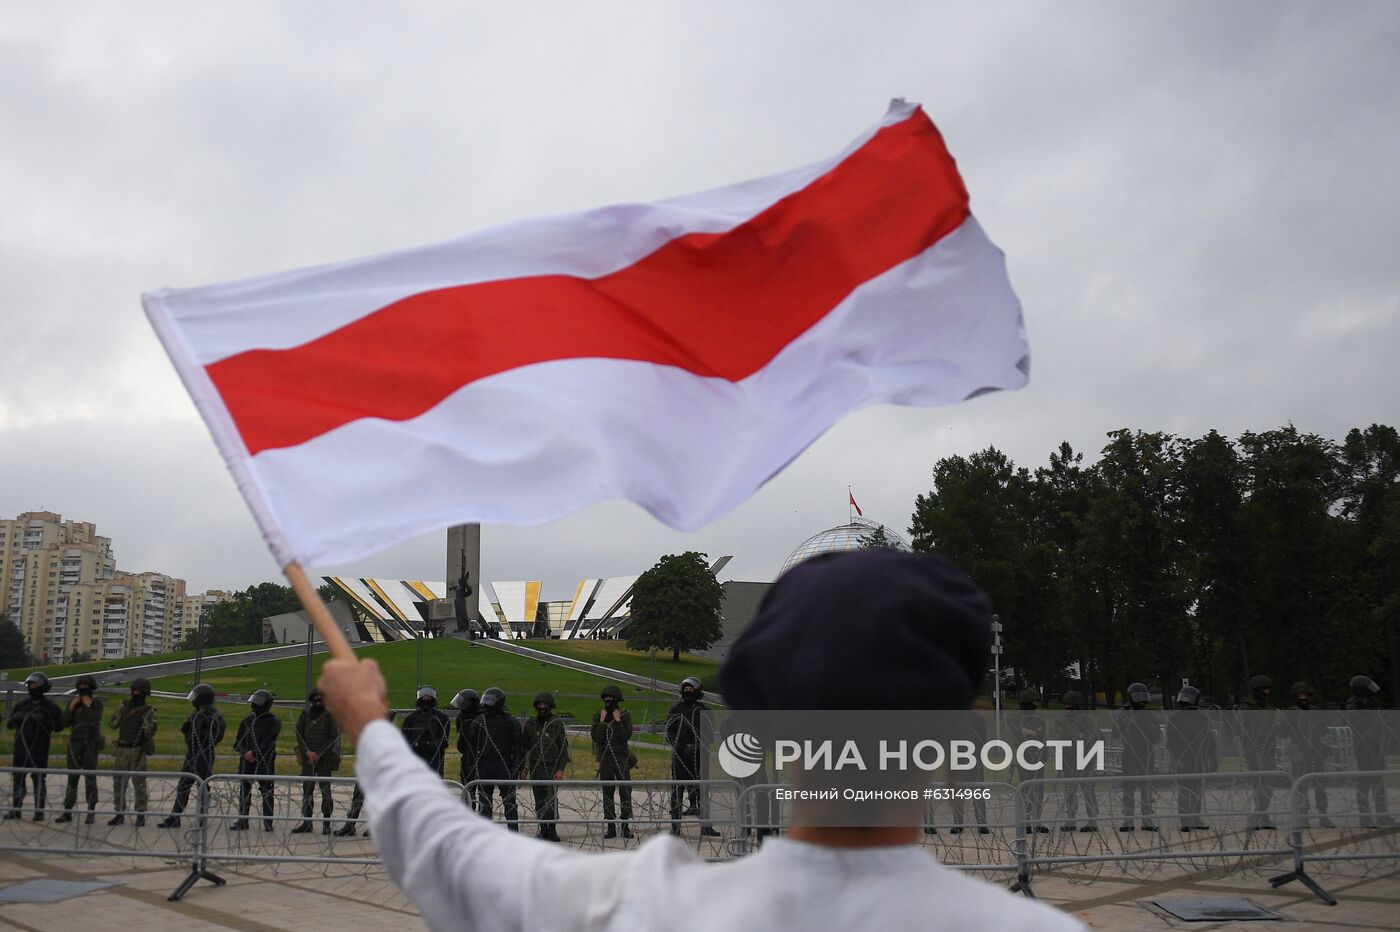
1270,770 -> 1400,905
1014,770 -> 1295,896
4,764 -> 1395,905
1,764 -> 202,863
463,778 -> 742,857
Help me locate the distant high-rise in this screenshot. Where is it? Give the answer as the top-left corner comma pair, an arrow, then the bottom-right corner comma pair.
2,511 -> 116,660
3,510 -> 228,661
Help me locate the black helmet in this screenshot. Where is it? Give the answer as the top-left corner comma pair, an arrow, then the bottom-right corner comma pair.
1126,682 -> 1151,705
681,677 -> 703,698
188,683 -> 216,706
72,674 -> 98,695
533,691 -> 556,710
480,687 -> 505,711
450,688 -> 480,711
1350,675 -> 1380,697
1291,682 -> 1314,698
23,672 -> 50,693
601,684 -> 623,701
415,685 -> 438,705
1249,675 -> 1272,691
130,678 -> 152,696
249,689 -> 274,712
307,687 -> 325,704
1017,687 -> 1040,706
1061,689 -> 1085,709
1176,685 -> 1201,708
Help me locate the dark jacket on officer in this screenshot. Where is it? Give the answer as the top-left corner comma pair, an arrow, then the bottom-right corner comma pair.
295,707 -> 342,772
8,696 -> 63,766
182,705 -> 227,772
592,709 -> 634,778
402,707 -> 451,774
1166,708 -> 1214,774
522,713 -> 570,777
467,710 -> 522,780
665,700 -> 714,754
111,697 -> 158,753
1113,709 -> 1161,774
234,711 -> 281,774
62,695 -> 105,765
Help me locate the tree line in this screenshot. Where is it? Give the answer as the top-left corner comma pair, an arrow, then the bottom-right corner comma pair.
907,424 -> 1399,708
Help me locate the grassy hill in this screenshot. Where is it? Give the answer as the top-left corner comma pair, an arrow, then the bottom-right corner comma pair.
521,639 -> 721,689
140,637 -> 681,727
2,643 -> 267,680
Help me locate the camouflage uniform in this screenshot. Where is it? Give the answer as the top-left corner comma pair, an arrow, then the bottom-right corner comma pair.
109,697 -> 158,817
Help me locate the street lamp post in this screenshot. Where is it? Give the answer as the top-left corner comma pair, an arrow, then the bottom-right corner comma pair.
304,616 -> 315,696
991,615 -> 1002,740
193,611 -> 205,684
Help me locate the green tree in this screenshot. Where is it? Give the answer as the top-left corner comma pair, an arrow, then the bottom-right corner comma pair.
1031,442 -> 1106,701
909,448 -> 1069,690
1340,425 -> 1400,694
626,552 -> 724,662
0,614 -> 30,668
66,650 -> 92,664
1177,430 -> 1251,698
1083,430 -> 1186,704
190,582 -> 302,649
1237,426 -> 1347,696
858,524 -> 895,549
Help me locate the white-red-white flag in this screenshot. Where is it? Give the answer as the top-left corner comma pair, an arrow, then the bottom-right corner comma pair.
144,100 -> 1028,567
849,492 -> 863,517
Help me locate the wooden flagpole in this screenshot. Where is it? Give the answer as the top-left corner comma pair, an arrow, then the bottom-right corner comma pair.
284,561 -> 356,662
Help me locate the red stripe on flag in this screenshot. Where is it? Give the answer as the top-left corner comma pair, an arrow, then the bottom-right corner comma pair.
208,108 -> 969,455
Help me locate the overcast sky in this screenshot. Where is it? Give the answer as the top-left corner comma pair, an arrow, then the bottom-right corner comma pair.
2,2 -> 1397,598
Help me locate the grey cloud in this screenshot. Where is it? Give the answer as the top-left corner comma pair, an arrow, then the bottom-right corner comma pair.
3,1 -> 1397,600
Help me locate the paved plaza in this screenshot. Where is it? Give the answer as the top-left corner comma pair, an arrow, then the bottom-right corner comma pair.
2,839 -> 1398,931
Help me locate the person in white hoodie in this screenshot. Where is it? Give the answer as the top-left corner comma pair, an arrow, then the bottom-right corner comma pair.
318,549 -> 1087,931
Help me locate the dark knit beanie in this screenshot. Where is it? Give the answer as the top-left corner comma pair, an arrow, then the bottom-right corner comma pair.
719,549 -> 992,710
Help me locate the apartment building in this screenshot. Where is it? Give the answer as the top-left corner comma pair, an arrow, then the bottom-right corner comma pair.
4,511 -> 229,661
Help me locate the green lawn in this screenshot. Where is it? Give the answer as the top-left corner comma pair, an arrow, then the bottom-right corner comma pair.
522,639 -> 721,689
139,638 -> 684,729
2,643 -> 267,680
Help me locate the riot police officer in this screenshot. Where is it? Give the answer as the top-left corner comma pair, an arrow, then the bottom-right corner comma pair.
452,688 -> 482,801
666,677 -> 719,837
292,687 -> 341,833
1287,681 -> 1332,827
593,684 -> 634,839
402,686 -> 450,776
1235,674 -> 1281,830
1114,682 -> 1160,831
232,689 -> 281,831
108,677 -> 157,825
56,674 -> 103,824
1345,675 -> 1389,826
159,683 -> 226,828
6,672 -> 63,821
335,710 -> 394,838
466,687 -> 521,829
1014,688 -> 1048,833
1166,685 -> 1213,831
521,692 -> 569,841
1054,691 -> 1099,832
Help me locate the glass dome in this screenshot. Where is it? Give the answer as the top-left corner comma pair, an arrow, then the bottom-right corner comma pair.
779,518 -> 912,576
